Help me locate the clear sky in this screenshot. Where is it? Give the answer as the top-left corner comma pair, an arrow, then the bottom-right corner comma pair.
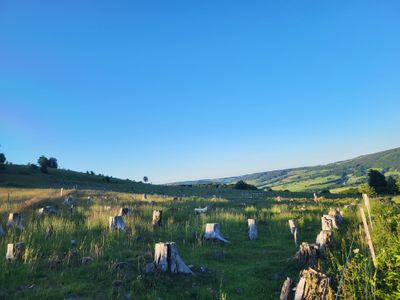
1,1 -> 399,184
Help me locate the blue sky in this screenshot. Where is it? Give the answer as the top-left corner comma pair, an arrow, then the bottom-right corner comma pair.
1,1 -> 399,183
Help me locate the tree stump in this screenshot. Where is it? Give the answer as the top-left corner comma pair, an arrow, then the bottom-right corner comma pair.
294,268 -> 331,300
6,242 -> 25,260
315,230 -> 333,253
288,219 -> 298,246
153,242 -> 193,274
313,192 -> 318,202
321,215 -> 337,231
248,219 -> 258,240
280,277 -> 293,300
38,205 -> 57,216
194,206 -> 208,214
294,242 -> 319,267
63,196 -> 75,206
109,216 -> 125,231
276,196 -> 282,202
7,213 -> 24,230
204,223 -> 229,243
118,207 -> 131,216
152,210 -> 162,226
328,208 -> 342,224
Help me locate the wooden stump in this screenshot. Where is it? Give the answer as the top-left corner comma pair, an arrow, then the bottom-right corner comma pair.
294,242 -> 319,267
194,206 -> 208,214
109,216 -> 125,231
248,219 -> 258,240
313,192 -> 318,202
152,210 -> 162,226
294,268 -> 331,300
280,277 -> 293,300
328,208 -> 342,224
321,215 -> 337,231
6,242 -> 25,260
204,223 -> 229,243
7,213 -> 24,230
118,207 -> 131,216
154,242 -> 193,274
38,205 -> 57,216
288,219 -> 298,246
315,230 -> 333,253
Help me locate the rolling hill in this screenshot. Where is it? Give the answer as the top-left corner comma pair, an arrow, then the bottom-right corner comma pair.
173,147 -> 400,192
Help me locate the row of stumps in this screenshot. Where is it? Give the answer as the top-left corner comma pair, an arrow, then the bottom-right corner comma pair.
280,208 -> 343,300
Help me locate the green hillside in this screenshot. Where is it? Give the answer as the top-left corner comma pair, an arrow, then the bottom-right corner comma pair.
174,147 -> 400,192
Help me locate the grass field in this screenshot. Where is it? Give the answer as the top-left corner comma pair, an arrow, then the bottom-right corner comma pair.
0,185 -> 398,299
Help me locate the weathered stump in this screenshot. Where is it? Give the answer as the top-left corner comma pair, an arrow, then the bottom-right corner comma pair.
204,223 -> 229,243
280,277 -> 293,300
7,213 -> 24,230
315,230 -> 333,253
118,207 -> 131,216
294,268 -> 331,300
194,206 -> 208,214
153,242 -> 193,274
288,219 -> 298,246
321,215 -> 337,231
294,242 -> 319,267
328,208 -> 342,224
313,192 -> 318,202
6,242 -> 25,260
276,196 -> 282,202
38,205 -> 57,216
248,219 -> 258,240
152,210 -> 162,226
109,216 -> 125,231
63,196 -> 75,206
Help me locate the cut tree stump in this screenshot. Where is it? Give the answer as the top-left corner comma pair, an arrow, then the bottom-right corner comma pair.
294,268 -> 331,300
118,207 -> 131,216
313,192 -> 318,202
294,242 -> 319,267
328,208 -> 343,224
6,242 -> 25,260
315,230 -> 333,253
194,206 -> 208,214
152,210 -> 162,226
204,223 -> 229,243
153,242 -> 193,274
280,277 -> 293,300
321,215 -> 338,231
109,216 -> 125,231
288,219 -> 298,246
7,213 -> 24,230
248,219 -> 258,240
38,205 -> 57,216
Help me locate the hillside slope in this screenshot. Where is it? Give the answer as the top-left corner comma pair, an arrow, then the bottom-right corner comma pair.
173,147 -> 400,192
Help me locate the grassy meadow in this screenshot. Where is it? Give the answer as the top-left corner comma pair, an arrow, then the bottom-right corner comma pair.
0,187 -> 398,299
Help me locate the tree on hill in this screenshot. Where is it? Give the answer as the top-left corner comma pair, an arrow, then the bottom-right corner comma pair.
359,183 -> 376,197
48,157 -> 58,168
38,155 -> 49,173
0,153 -> 6,169
143,176 -> 149,183
367,169 -> 387,193
233,180 -> 258,190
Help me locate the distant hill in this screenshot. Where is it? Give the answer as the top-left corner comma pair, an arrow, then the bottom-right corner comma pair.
172,147 -> 400,192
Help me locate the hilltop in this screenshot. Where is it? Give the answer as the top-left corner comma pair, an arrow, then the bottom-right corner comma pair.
173,147 -> 400,192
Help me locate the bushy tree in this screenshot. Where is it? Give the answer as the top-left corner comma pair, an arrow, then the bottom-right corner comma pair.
0,153 -> 5,169
38,155 -> 49,173
386,176 -> 398,194
367,169 -> 387,193
143,176 -> 148,183
359,183 -> 376,197
233,180 -> 258,190
48,157 -> 58,168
